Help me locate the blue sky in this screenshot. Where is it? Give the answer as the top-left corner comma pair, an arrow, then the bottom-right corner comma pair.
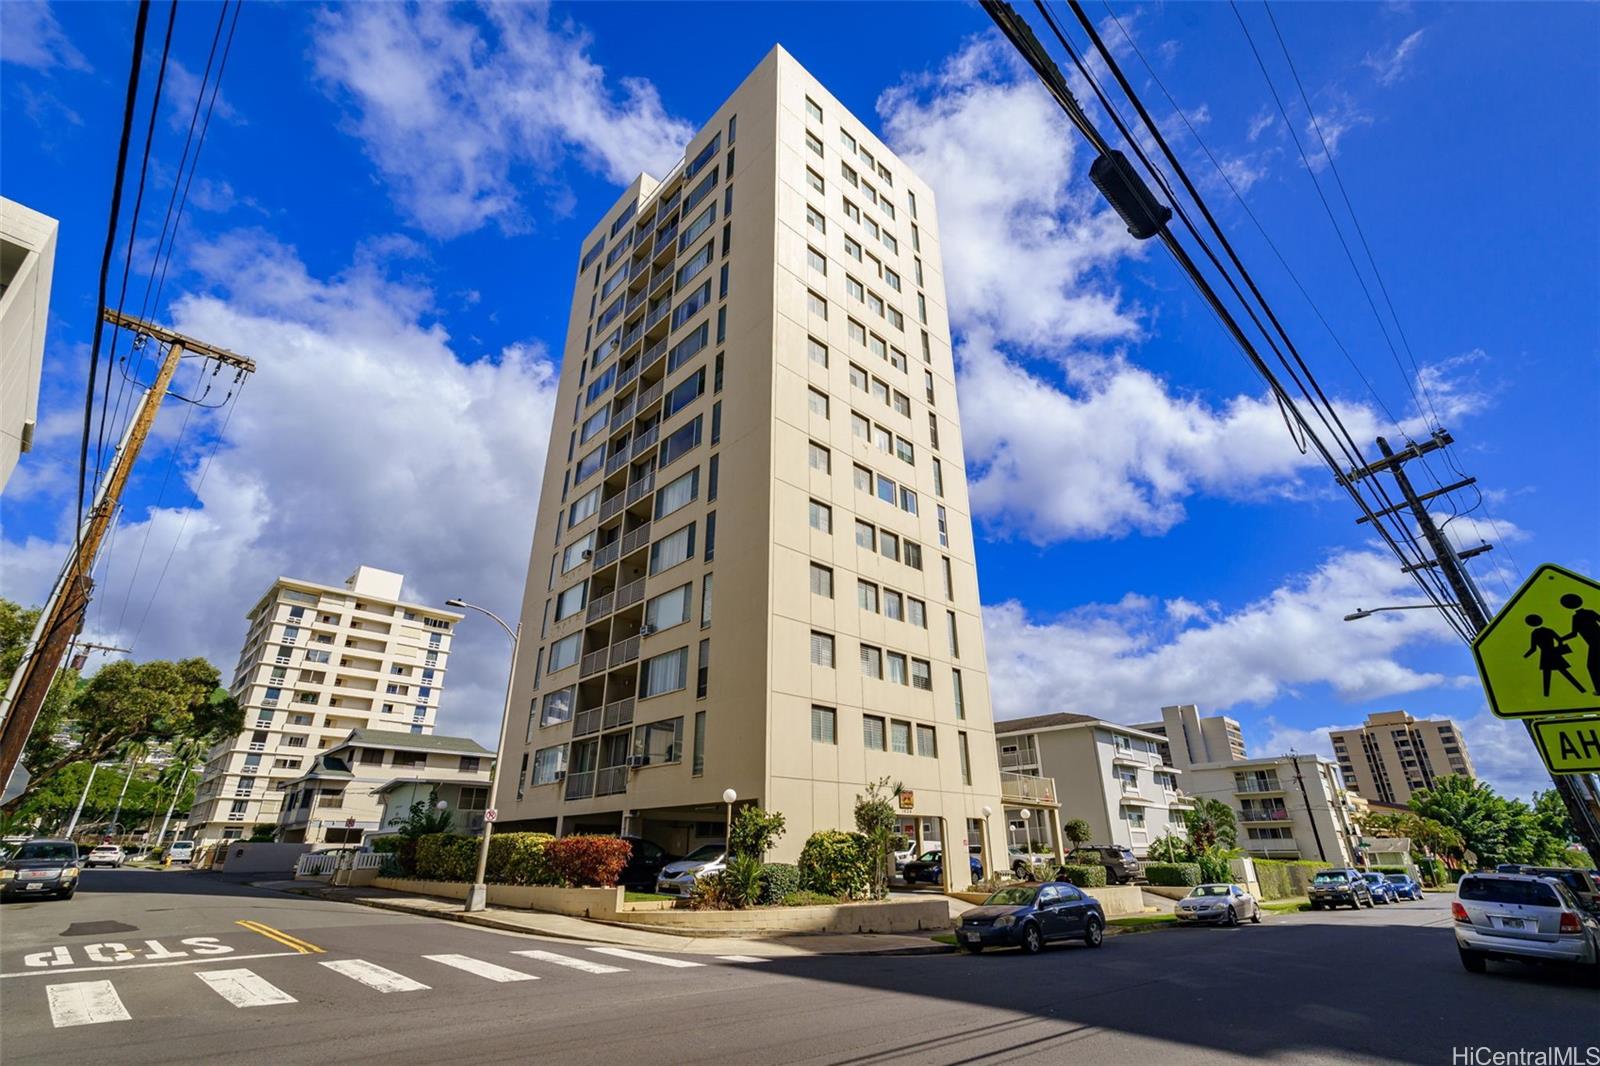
2,1 -> 1596,798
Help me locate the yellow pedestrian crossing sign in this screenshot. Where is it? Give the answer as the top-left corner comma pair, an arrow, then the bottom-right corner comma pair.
1472,563 -> 1600,720
1529,715 -> 1600,775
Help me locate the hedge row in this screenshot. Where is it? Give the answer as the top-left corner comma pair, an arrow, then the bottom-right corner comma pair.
410,832 -> 630,887
1144,862 -> 1202,887
1251,859 -> 1329,900
1053,863 -> 1107,889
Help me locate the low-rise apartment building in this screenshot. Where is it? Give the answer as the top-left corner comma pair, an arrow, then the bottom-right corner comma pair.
1329,710 -> 1475,804
995,713 -> 1194,858
276,728 -> 493,845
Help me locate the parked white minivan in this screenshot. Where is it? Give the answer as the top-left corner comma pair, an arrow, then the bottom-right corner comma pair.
166,840 -> 196,865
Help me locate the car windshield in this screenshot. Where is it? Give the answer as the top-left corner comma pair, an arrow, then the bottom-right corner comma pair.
682,844 -> 724,862
1312,872 -> 1348,883
984,887 -> 1037,907
1362,874 -> 1384,882
15,842 -> 77,861
1459,878 -> 1560,907
919,851 -> 942,862
1385,874 -> 1409,883
1189,885 -> 1231,897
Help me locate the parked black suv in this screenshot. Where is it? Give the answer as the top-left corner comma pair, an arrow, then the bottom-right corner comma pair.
1308,868 -> 1374,910
1063,845 -> 1141,885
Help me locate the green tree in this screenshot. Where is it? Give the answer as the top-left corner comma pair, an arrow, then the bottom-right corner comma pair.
1062,818 -> 1092,849
1,598 -> 83,770
1408,775 -> 1542,869
3,658 -> 240,813
1530,790 -> 1582,864
1184,798 -> 1238,851
728,805 -> 787,860
853,777 -> 902,899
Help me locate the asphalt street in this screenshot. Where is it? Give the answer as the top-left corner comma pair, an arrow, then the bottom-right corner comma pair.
1,868 -> 1594,1065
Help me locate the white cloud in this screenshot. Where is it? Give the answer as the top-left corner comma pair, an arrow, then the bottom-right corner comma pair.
0,232 -> 562,747
0,1 -> 90,73
311,3 -> 694,238
162,59 -> 242,132
982,548 -> 1467,724
1247,109 -> 1276,143
1455,711 -> 1555,801
1363,29 -> 1426,87
1304,95 -> 1374,173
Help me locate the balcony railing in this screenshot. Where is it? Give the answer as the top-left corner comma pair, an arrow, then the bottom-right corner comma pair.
653,223 -> 678,254
1234,779 -> 1284,794
645,300 -> 671,330
609,634 -> 641,667
621,522 -> 652,556
610,399 -> 637,431
625,288 -> 647,316
605,450 -> 630,476
998,749 -> 1037,770
602,697 -> 635,731
625,473 -> 656,505
648,267 -> 674,297
598,493 -> 625,522
1239,809 -> 1291,823
615,362 -> 641,393
572,705 -> 603,738
635,379 -> 664,411
580,649 -> 609,679
585,589 -> 615,623
564,771 -> 595,801
615,577 -> 646,611
591,540 -> 621,570
641,336 -> 667,368
595,766 -> 629,797
999,771 -> 1058,806
630,425 -> 659,457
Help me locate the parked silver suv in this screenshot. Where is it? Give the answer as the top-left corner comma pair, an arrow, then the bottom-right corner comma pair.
1453,872 -> 1600,978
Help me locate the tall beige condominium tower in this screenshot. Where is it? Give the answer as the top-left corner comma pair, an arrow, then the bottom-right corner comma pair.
1,196 -> 58,490
1329,710 -> 1476,804
495,47 -> 1005,883
186,566 -> 462,843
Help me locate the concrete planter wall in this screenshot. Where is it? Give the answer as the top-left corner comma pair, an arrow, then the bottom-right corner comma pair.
610,898 -> 952,936
372,877 -> 625,919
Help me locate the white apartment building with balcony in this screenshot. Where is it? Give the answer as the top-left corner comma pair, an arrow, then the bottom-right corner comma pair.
492,48 -> 1006,886
995,713 -> 1193,858
186,566 -> 463,843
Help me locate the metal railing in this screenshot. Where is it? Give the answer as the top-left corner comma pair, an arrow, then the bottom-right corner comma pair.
641,336 -> 667,367
654,223 -> 678,254
1234,779 -> 1284,794
630,426 -> 659,457
645,299 -> 671,329
605,450 -> 630,476
635,379 -> 664,410
625,473 -> 656,505
609,634 -> 641,666
621,522 -> 652,555
572,705 -> 603,738
610,399 -> 637,431
1239,809 -> 1291,823
598,493 -> 625,522
564,771 -> 595,801
603,697 -> 635,731
615,362 -> 640,393
295,853 -> 340,878
580,649 -> 609,678
999,771 -> 1058,805
615,577 -> 646,611
585,590 -> 615,622
595,766 -> 629,797
592,540 -> 621,569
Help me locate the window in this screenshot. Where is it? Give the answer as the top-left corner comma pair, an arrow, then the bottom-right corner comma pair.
640,648 -> 689,698
531,745 -> 566,786
855,519 -> 875,550
884,267 -> 901,292
697,638 -> 709,698
849,363 -> 868,392
879,530 -> 899,561
895,436 -> 914,464
952,669 -> 965,718
932,457 -> 944,496
811,705 -> 837,744
867,291 -> 884,317
846,275 -> 864,301
888,307 -> 904,331
808,441 -> 831,473
863,715 -> 886,750
904,541 -> 922,570
942,555 -> 953,597
547,633 -> 581,673
909,657 -> 933,691
842,199 -> 861,223
807,245 -> 827,274
900,487 -> 918,515
959,732 -> 972,785
645,584 -> 692,630
676,242 -> 714,289
684,167 -> 718,214
700,572 -> 714,627
871,377 -> 889,404
710,401 -> 720,445
860,644 -> 883,679
693,710 -> 706,775
649,523 -> 696,574
947,611 -> 961,657
844,235 -> 862,261
810,631 -> 835,667
810,563 -> 834,598
887,651 -> 907,685
841,160 -> 858,186
540,687 -> 575,726
663,368 -> 706,419
808,387 -> 830,418
840,128 -> 857,152
916,725 -> 938,758
671,281 -> 712,332
873,424 -> 892,453
858,580 -> 879,613
561,532 -> 595,574
807,289 -> 828,318
568,485 -> 601,527
853,464 -> 872,494
805,130 -> 823,156
575,445 -> 603,483
805,167 -> 825,194
809,499 -> 832,532
875,474 -> 895,505
891,720 -> 911,754
655,468 -> 699,519
936,505 -> 949,546
806,204 -> 826,232
668,323 -> 709,373
893,391 -> 910,417
808,336 -> 829,367
555,580 -> 588,621
660,415 -> 702,467
579,407 -> 609,444
851,413 -> 871,441
633,716 -> 684,765
883,589 -> 903,621
869,334 -> 887,361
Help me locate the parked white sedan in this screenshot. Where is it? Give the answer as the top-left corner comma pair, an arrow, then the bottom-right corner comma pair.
654,843 -> 727,896
1175,883 -> 1261,926
84,845 -> 126,868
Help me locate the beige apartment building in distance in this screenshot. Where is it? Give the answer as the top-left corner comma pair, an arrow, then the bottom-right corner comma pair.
1330,710 -> 1476,804
1,196 -> 57,490
1135,703 -> 1247,767
493,47 -> 1007,885
186,566 -> 462,843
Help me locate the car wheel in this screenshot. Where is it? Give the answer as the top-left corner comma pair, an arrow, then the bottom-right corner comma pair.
1310,901 -> 1321,911
1013,863 -> 1028,879
1020,923 -> 1043,955
1458,947 -> 1486,974
1225,906 -> 1238,927
962,943 -> 984,955
1083,916 -> 1104,948
1250,909 -> 1261,924
59,887 -> 75,900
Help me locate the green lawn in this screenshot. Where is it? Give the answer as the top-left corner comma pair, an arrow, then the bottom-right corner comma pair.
1108,914 -> 1178,932
623,891 -> 678,903
931,933 -> 957,945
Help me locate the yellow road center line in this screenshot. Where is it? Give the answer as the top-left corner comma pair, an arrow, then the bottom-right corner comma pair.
235,920 -> 325,954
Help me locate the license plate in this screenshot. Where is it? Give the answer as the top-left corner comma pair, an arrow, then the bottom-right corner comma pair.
962,931 -> 982,942
1493,916 -> 1527,930
25,883 -> 43,891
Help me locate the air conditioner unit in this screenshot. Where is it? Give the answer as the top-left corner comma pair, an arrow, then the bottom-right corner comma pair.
553,770 -> 567,782
626,755 -> 649,769
638,623 -> 656,635
581,549 -> 593,560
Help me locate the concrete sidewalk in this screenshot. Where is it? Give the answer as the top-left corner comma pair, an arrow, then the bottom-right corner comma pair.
255,880 -> 952,957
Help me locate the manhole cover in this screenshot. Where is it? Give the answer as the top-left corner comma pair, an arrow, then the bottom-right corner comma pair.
61,921 -> 138,937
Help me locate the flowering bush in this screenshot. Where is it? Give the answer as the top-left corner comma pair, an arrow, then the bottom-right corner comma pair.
546,835 -> 632,887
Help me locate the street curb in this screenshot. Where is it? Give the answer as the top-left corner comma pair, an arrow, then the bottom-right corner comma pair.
252,881 -> 956,957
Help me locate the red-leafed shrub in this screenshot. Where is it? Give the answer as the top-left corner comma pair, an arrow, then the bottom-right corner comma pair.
546,835 -> 633,887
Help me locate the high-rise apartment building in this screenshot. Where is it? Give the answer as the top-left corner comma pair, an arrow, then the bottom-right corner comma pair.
1,196 -> 58,490
186,566 -> 462,843
494,48 -> 1005,884
1329,710 -> 1475,804
1135,703 -> 1247,768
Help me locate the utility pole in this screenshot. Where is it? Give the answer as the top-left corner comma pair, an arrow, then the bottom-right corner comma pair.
1288,754 -> 1329,862
1348,430 -> 1600,862
67,641 -> 133,671
0,311 -> 255,793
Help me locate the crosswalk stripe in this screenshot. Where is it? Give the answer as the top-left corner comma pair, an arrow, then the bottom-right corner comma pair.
197,968 -> 297,1008
320,958 -> 430,993
510,949 -> 627,975
46,980 -> 131,1027
588,947 -> 704,969
423,954 -> 538,983
716,955 -> 769,963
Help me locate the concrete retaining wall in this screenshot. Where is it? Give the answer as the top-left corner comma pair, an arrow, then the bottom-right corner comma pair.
372,878 -> 626,919
213,842 -> 311,874
611,898 -> 952,936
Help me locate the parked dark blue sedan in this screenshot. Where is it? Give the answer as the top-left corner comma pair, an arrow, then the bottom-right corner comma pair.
957,881 -> 1106,954
1384,873 -> 1423,901
902,849 -> 983,886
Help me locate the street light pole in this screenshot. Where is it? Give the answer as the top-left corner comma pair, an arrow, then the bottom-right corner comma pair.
722,788 -> 737,850
65,762 -> 114,839
447,598 -> 521,914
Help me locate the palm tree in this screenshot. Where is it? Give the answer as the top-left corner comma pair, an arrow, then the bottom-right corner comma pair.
153,738 -> 204,848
